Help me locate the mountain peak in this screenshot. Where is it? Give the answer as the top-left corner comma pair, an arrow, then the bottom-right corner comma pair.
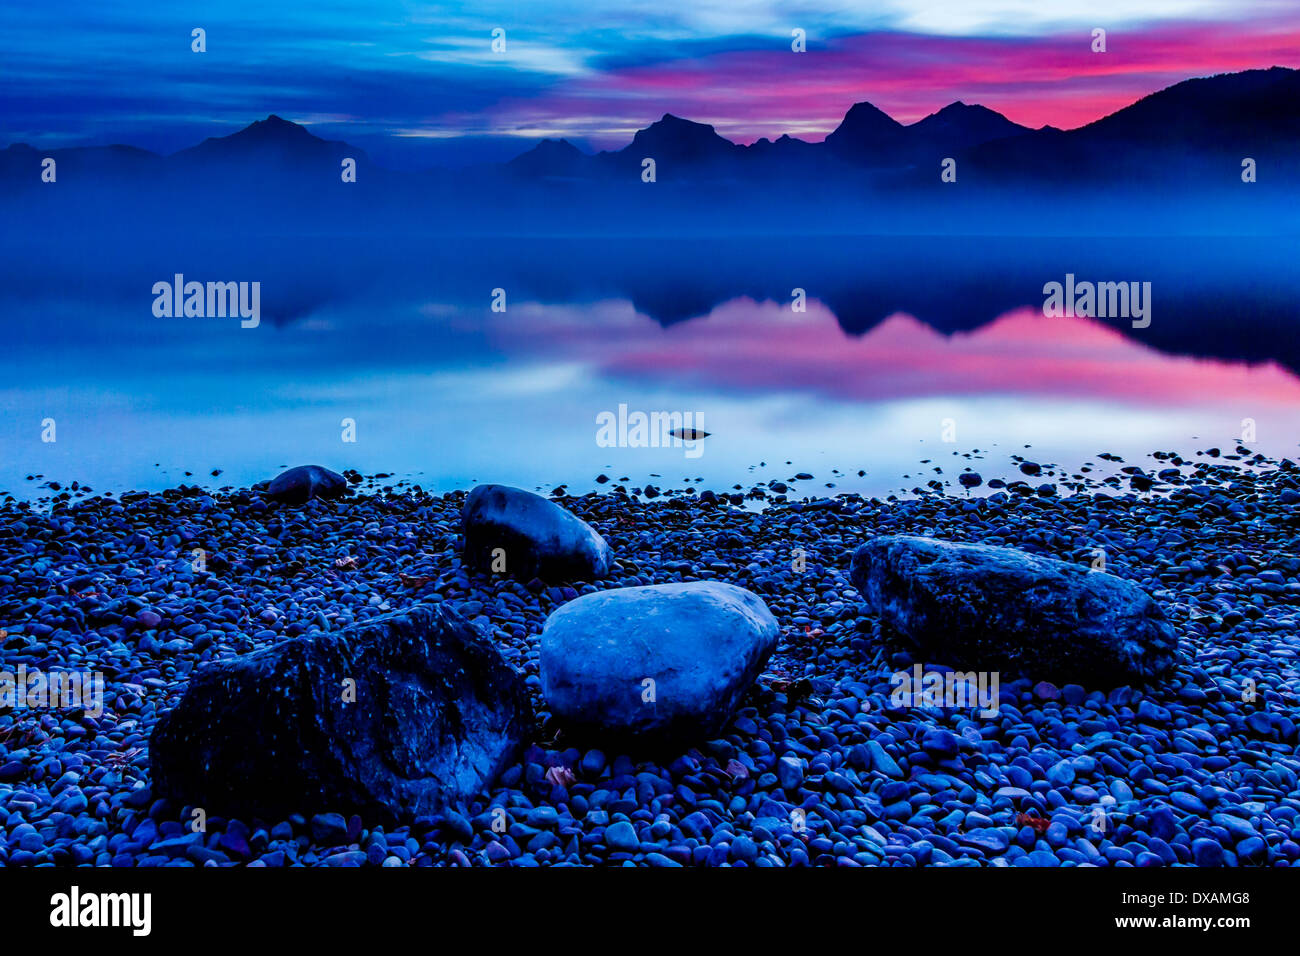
824,101 -> 906,158
645,113 -> 718,135
508,137 -> 587,164
507,137 -> 592,176
919,101 -> 1012,122
838,101 -> 904,130
936,101 -> 1004,116
538,137 -> 580,151
172,112 -> 363,166
237,114 -> 316,140
625,113 -> 737,161
908,101 -> 1029,146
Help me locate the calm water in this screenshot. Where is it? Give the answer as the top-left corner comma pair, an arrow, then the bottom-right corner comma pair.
2,235 -> 1298,501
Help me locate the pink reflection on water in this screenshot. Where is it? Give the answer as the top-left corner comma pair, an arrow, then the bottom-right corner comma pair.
495,299 -> 1300,409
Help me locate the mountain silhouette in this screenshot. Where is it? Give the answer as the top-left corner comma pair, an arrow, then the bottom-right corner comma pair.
507,138 -> 592,179
0,142 -> 160,184
498,69 -> 1300,187
907,102 -> 1030,153
506,98 -> 1030,180
1086,66 -> 1300,147
623,113 -> 740,163
12,68 -> 1297,184
171,114 -> 368,175
824,101 -> 907,165
4,67 -> 1298,235
968,66 -> 1300,182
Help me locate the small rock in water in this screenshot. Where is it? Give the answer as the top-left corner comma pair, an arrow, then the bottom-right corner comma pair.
668,427 -> 711,441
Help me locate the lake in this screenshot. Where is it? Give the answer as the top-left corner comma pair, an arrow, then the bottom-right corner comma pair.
2,234 -> 1297,501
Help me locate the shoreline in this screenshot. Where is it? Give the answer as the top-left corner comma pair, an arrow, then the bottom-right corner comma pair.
3,440 -> 1285,511
1,453 -> 1297,866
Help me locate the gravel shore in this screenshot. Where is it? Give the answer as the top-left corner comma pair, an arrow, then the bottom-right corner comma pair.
2,451 -> 1298,866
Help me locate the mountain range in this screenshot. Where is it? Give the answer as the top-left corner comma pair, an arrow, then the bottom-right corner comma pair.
3,66 -> 1298,234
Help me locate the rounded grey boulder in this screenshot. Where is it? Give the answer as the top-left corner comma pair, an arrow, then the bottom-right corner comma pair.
540,581 -> 779,742
462,483 -> 611,581
851,535 -> 1177,686
265,464 -> 347,505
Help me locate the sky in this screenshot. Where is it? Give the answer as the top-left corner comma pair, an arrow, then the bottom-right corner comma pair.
3,1 -> 1299,168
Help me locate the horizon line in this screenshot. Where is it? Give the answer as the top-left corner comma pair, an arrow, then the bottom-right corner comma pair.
4,64 -> 1294,170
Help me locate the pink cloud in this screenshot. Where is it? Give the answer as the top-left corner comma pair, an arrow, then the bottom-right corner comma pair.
484,19 -> 1300,146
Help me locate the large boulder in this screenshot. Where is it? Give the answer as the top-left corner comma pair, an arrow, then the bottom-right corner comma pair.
851,535 -> 1177,686
149,604 -> 533,820
462,484 -> 611,581
540,581 -> 779,741
264,464 -> 346,505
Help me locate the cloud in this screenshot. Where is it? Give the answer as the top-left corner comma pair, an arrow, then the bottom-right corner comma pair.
2,0 -> 1297,162
486,19 -> 1300,145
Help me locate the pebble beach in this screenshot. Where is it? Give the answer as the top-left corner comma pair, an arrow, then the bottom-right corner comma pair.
2,449 -> 1298,867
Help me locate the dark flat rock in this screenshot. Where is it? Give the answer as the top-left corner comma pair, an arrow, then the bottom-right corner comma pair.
851,535 -> 1177,686
264,465 -> 346,505
149,603 -> 533,820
